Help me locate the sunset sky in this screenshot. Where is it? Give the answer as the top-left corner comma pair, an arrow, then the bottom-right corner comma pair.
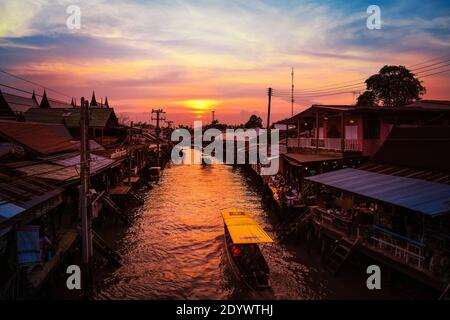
1,0 -> 449,125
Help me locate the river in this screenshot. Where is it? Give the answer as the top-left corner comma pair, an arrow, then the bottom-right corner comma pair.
95,150 -> 426,300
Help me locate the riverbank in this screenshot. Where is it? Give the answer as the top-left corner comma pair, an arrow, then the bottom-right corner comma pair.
89,156 -> 433,299
243,164 -> 439,299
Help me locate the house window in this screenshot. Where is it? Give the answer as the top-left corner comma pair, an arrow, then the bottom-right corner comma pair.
318,127 -> 324,139
345,125 -> 358,140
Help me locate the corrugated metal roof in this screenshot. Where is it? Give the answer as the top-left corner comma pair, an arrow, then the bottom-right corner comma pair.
0,120 -> 78,155
305,168 -> 450,217
0,175 -> 63,227
53,153 -> 114,174
70,139 -> 105,151
16,163 -> 78,181
0,203 -> 25,219
283,152 -> 343,165
16,153 -> 114,181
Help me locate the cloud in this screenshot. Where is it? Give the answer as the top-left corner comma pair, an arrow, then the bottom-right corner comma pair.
0,0 -> 449,124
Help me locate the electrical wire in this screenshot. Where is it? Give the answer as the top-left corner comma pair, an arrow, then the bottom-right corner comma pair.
0,68 -> 72,99
273,55 -> 450,95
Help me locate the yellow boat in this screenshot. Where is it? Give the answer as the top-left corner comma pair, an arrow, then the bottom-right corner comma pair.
222,210 -> 274,291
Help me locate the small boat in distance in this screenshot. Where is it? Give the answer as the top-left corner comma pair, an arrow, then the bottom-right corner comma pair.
222,210 -> 273,291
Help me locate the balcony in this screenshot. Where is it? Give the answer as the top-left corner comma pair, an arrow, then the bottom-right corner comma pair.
312,206 -> 427,271
368,225 -> 426,270
287,138 -> 363,152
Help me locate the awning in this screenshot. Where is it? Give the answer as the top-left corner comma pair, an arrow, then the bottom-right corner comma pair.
282,153 -> 343,166
305,168 -> 450,217
222,210 -> 273,244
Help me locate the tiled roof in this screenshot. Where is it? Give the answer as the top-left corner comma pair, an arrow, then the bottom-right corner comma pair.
47,98 -> 73,109
0,91 -> 39,115
24,108 -> 67,124
23,107 -> 118,129
0,120 -> 78,155
64,108 -> 118,128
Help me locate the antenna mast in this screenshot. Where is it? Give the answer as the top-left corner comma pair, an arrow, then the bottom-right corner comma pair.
291,67 -> 295,117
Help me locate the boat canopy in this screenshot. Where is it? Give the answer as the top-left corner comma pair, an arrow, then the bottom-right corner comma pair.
222,210 -> 274,244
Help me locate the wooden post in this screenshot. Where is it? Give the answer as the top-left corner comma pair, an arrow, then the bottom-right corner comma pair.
297,117 -> 301,147
266,88 -> 273,148
341,111 -> 345,152
128,121 -> 133,185
315,111 -> 319,150
266,88 -> 272,130
79,97 -> 93,297
286,123 -> 289,146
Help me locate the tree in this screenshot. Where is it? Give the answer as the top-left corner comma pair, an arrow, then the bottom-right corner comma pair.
356,90 -> 377,107
244,114 -> 263,128
360,65 -> 425,107
118,113 -> 130,125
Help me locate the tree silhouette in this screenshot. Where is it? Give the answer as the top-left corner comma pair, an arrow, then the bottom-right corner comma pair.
244,114 -> 263,128
356,90 -> 377,106
358,65 -> 426,107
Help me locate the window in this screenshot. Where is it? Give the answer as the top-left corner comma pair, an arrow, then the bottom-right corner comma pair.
318,127 -> 324,139
345,125 -> 358,140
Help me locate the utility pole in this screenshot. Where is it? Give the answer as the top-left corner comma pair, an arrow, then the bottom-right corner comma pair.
79,97 -> 93,298
212,110 -> 215,123
266,88 -> 272,129
152,109 -> 166,166
128,121 -> 133,185
291,67 -> 295,117
266,88 -> 273,149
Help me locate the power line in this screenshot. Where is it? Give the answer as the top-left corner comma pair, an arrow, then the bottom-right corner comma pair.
412,59 -> 450,72
0,83 -> 42,97
420,68 -> 450,78
273,82 -> 365,95
272,59 -> 450,98
408,54 -> 450,68
0,68 -> 72,98
277,55 -> 450,94
273,67 -> 450,102
415,62 -> 450,76
0,82 -> 73,105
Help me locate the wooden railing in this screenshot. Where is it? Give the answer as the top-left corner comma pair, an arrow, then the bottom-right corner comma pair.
287,138 -> 363,151
369,225 -> 426,270
312,206 -> 427,270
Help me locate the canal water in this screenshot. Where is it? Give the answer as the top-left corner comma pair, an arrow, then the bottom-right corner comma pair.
95,150 -> 425,300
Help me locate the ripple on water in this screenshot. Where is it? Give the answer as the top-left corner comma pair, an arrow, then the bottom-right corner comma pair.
96,152 -> 325,300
